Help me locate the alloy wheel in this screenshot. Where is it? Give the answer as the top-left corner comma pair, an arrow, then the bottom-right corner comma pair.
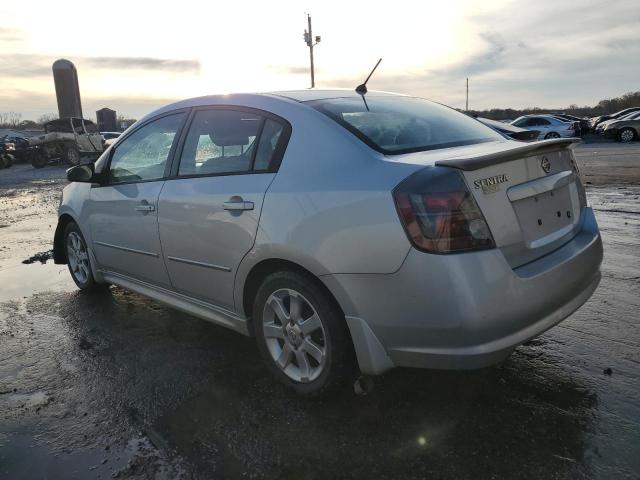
262,288 -> 327,383
66,231 -> 90,285
620,128 -> 634,143
66,148 -> 80,165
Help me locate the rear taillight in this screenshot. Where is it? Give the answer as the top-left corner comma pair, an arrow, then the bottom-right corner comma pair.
393,167 -> 495,253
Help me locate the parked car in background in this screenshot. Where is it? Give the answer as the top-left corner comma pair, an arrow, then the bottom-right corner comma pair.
0,137 -> 15,169
475,117 -> 539,141
595,111 -> 640,134
549,113 -> 589,136
0,132 -> 30,162
29,118 -> 104,168
602,112 -> 640,142
511,115 -> 577,139
54,90 -> 602,396
100,132 -> 121,141
590,107 -> 640,131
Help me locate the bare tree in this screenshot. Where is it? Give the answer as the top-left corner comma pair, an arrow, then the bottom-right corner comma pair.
0,112 -> 22,128
37,113 -> 57,125
6,112 -> 21,128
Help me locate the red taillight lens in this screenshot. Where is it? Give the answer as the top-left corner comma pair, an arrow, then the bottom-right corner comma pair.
393,167 -> 495,253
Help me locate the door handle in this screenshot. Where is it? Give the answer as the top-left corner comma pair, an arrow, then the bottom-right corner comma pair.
135,204 -> 155,212
223,198 -> 254,211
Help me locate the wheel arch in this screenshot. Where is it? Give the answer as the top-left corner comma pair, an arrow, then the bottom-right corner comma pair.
240,258 -> 348,329
53,213 -> 76,264
239,256 -> 393,375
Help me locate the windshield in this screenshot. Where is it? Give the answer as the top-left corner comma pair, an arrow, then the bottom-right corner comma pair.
308,96 -> 503,154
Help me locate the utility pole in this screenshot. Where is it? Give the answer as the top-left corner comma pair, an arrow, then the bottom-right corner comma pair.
466,77 -> 469,111
303,14 -> 321,88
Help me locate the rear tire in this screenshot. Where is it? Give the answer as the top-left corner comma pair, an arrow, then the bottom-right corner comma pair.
544,132 -> 561,139
618,127 -> 636,143
253,270 -> 356,397
64,222 -> 106,292
0,155 -> 8,169
63,145 -> 81,165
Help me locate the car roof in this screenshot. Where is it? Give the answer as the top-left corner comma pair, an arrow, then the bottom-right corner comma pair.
521,114 -> 560,119
268,88 -> 403,102
137,89 -> 408,125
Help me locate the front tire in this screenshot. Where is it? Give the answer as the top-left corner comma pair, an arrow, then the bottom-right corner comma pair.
31,151 -> 48,168
254,270 -> 355,397
618,127 -> 636,143
64,222 -> 105,291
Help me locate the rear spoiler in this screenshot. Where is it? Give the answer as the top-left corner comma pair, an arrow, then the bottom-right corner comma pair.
435,138 -> 581,171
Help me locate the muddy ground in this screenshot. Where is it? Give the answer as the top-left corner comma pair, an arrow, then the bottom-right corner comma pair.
0,142 -> 639,479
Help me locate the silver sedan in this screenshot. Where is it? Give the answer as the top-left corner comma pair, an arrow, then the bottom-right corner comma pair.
511,114 -> 578,139
53,90 -> 603,396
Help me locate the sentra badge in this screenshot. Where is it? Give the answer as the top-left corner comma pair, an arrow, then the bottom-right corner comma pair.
474,174 -> 508,194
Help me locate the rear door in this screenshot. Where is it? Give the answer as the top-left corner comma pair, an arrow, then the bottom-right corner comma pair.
158,107 -> 290,310
88,112 -> 186,287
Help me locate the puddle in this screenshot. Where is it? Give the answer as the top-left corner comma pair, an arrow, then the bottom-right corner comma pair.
22,250 -> 54,265
0,261 -> 75,303
3,390 -> 51,409
0,432 -> 168,480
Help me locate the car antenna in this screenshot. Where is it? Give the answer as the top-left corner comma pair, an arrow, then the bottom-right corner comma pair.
355,58 -> 382,95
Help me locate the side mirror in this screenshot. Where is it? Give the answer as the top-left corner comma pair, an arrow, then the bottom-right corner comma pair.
66,163 -> 95,183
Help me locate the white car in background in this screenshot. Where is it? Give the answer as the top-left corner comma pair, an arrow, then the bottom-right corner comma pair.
511,115 -> 577,140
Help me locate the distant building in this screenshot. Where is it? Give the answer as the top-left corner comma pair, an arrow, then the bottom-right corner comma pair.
96,108 -> 117,132
52,59 -> 82,119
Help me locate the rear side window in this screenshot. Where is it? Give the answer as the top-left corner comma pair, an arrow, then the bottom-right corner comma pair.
178,109 -> 287,176
254,119 -> 284,171
309,96 -> 502,154
179,110 -> 260,176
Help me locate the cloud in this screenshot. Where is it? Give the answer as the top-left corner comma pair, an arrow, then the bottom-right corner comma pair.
0,28 -> 24,43
83,57 -> 200,72
0,54 -> 200,78
322,0 -> 640,109
268,65 -> 315,75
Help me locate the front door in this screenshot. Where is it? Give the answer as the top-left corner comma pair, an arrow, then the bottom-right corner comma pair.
158,108 -> 289,310
88,112 -> 186,287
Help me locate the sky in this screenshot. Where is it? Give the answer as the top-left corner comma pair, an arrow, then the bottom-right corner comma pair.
1,0 -> 639,121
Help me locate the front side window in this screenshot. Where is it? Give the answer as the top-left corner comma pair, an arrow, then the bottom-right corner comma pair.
309,96 -> 503,154
179,109 -> 263,176
537,118 -> 551,126
109,113 -> 184,184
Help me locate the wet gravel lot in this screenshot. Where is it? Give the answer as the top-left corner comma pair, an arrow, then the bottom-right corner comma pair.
1,143 -> 639,479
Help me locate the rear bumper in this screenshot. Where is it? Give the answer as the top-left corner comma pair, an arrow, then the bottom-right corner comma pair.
327,208 -> 602,374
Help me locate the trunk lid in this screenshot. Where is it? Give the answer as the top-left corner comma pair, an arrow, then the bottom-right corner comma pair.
391,138 -> 585,268
436,138 -> 585,267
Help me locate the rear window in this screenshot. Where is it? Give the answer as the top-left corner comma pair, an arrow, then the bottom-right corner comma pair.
308,96 -> 502,154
